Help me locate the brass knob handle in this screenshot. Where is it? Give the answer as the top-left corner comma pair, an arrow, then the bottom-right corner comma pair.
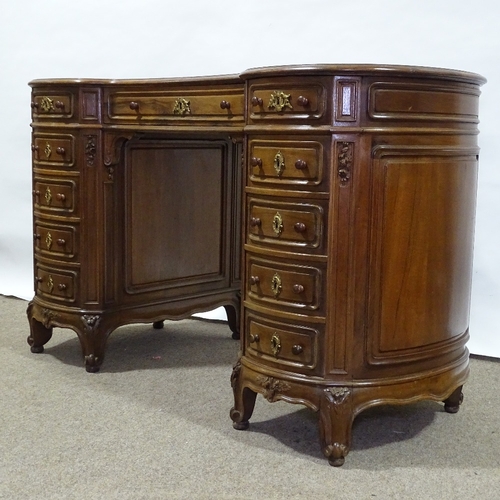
220,100 -> 231,110
249,334 -> 260,343
56,239 -> 66,246
295,159 -> 307,170
293,284 -> 304,294
292,344 -> 303,355
297,96 -> 309,107
251,96 -> 263,106
129,101 -> 139,110
56,147 -> 65,155
249,276 -> 260,286
250,217 -> 261,227
250,157 -> 262,167
294,222 -> 306,233
56,193 -> 66,202
58,283 -> 67,291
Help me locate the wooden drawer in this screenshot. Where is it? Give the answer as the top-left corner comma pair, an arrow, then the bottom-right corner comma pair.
34,264 -> 77,303
246,255 -> 324,314
247,77 -> 330,123
248,198 -> 325,253
31,92 -> 74,120
33,178 -> 77,215
248,138 -> 328,189
107,88 -> 244,123
34,222 -> 77,259
245,311 -> 322,374
32,134 -> 75,168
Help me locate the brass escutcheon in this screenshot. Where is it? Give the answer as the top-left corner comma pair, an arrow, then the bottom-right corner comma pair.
173,98 -> 191,116
44,143 -> 52,159
272,212 -> 284,236
44,187 -> 52,205
270,334 -> 282,357
273,151 -> 285,176
47,275 -> 54,293
45,232 -> 53,250
40,96 -> 54,112
271,273 -> 282,298
268,91 -> 293,112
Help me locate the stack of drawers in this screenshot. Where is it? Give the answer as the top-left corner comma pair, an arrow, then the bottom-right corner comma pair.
30,93 -> 79,308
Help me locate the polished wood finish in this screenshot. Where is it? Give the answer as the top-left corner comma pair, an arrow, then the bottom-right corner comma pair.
229,64 -> 485,466
27,65 -> 485,466
27,75 -> 244,372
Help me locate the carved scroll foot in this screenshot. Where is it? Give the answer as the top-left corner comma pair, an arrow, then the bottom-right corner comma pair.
230,360 -> 257,430
319,387 -> 354,467
76,314 -> 109,373
443,386 -> 464,414
26,301 -> 53,353
224,303 -> 240,340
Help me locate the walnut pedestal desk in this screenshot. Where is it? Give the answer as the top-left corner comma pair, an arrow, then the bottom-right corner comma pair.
27,65 -> 485,466
228,64 -> 485,466
27,75 -> 244,373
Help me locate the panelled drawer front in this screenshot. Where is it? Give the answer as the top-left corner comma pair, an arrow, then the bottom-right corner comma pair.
107,89 -> 244,122
248,198 -> 325,253
246,312 -> 321,374
31,93 -> 74,120
34,264 -> 77,303
33,178 -> 77,215
34,222 -> 76,259
32,134 -> 75,168
248,78 -> 330,123
247,255 -> 323,313
248,139 -> 327,189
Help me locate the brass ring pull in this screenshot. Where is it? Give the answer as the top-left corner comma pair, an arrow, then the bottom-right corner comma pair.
271,273 -> 282,298
271,334 -> 282,357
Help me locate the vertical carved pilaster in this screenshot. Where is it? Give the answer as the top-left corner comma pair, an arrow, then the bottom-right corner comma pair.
337,142 -> 354,186
85,135 -> 97,167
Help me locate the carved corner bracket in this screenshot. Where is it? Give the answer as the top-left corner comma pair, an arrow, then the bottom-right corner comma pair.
103,132 -> 137,167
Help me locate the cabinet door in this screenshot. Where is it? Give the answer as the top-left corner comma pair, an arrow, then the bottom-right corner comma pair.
123,139 -> 233,298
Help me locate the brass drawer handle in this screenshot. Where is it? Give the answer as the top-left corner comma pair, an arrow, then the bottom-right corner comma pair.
54,101 -> 65,110
220,100 -> 231,110
251,157 -> 262,167
249,334 -> 260,343
271,334 -> 282,357
292,344 -> 303,355
56,147 -> 65,155
58,283 -> 67,291
249,276 -> 260,286
271,273 -> 282,298
56,239 -> 66,246
250,217 -> 261,227
293,284 -> 304,294
294,222 -> 306,233
56,193 -> 66,202
295,159 -> 307,170
129,101 -> 139,110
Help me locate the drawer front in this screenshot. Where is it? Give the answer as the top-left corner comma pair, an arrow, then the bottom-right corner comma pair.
248,198 -> 325,252
35,264 -> 77,303
31,93 -> 74,120
33,178 -> 77,215
32,134 -> 75,168
248,139 -> 327,189
247,256 -> 323,313
34,222 -> 76,259
245,312 -> 322,374
107,89 -> 244,122
248,79 -> 329,123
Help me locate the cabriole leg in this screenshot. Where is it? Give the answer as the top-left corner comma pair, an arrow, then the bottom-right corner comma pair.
443,385 -> 464,414
230,360 -> 257,430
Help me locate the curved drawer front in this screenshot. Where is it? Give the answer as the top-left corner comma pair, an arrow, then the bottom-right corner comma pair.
34,264 -> 77,303
248,198 -> 325,253
248,138 -> 328,189
247,78 -> 330,123
247,256 -> 324,313
33,178 -> 77,215
34,222 -> 76,260
32,134 -> 75,168
245,311 -> 322,374
107,89 -> 244,122
31,92 -> 74,120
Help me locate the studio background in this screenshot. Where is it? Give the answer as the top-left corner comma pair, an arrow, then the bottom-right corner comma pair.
1,0 -> 498,357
